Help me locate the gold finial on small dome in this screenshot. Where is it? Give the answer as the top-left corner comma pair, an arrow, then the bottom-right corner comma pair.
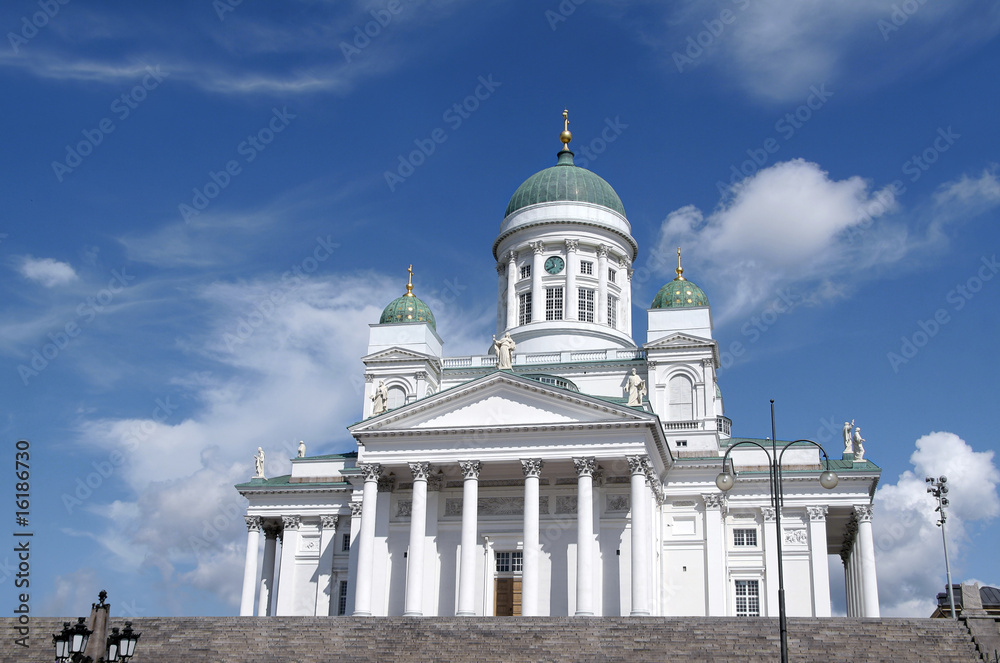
675,247 -> 686,281
405,264 -> 414,296
560,109 -> 572,150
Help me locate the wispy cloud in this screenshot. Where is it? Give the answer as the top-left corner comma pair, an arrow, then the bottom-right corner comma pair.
15,255 -> 79,287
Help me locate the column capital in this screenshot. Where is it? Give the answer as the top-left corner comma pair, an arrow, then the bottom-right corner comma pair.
409,461 -> 431,481
597,244 -> 610,258
320,514 -> 340,529
529,240 -> 545,255
702,494 -> 726,510
364,373 -> 374,383
496,262 -> 506,275
573,457 -> 597,477
626,455 -> 650,476
506,250 -> 518,264
262,521 -> 281,538
565,239 -> 579,252
350,501 -> 364,517
282,515 -> 301,530
761,506 -> 776,522
618,256 -> 630,270
702,357 -> 714,368
459,460 -> 481,480
244,515 -> 262,532
427,474 -> 444,491
378,476 -> 396,492
854,504 -> 874,522
521,458 -> 544,478
808,505 -> 829,521
414,371 -> 427,381
359,462 -> 382,482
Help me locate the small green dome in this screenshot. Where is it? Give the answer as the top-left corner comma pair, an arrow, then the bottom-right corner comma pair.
505,150 -> 626,218
380,293 -> 436,329
651,278 -> 710,309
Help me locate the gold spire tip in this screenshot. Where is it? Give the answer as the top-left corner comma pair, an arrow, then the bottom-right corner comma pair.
406,264 -> 414,296
675,247 -> 685,280
560,109 -> 572,149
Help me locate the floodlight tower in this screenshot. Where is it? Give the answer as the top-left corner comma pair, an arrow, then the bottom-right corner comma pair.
926,476 -> 956,619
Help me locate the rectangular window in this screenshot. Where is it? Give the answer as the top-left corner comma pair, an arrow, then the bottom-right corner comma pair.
607,294 -> 618,328
496,551 -> 523,573
735,580 -> 760,616
342,534 -> 351,552
337,581 -> 349,616
520,264 -> 531,279
675,440 -> 688,447
579,288 -> 595,322
580,261 -> 593,275
545,287 -> 564,321
518,292 -> 532,325
733,528 -> 757,547
608,268 -> 617,283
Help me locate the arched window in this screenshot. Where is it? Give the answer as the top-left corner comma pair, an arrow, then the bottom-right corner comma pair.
668,374 -> 694,421
387,386 -> 406,410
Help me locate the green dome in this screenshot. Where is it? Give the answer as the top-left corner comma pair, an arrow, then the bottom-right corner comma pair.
651,278 -> 710,309
505,150 -> 626,218
380,293 -> 436,329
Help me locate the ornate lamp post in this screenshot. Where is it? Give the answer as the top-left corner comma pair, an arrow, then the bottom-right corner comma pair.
715,401 -> 839,663
52,592 -> 141,663
926,475 -> 956,619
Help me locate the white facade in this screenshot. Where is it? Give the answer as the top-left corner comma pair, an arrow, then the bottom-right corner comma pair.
237,137 -> 881,619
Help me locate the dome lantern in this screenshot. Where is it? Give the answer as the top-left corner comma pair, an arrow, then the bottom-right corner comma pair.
379,265 -> 437,329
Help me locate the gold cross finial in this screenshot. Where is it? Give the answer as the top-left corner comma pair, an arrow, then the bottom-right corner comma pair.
560,109 -> 572,150
675,247 -> 685,280
406,264 -> 414,296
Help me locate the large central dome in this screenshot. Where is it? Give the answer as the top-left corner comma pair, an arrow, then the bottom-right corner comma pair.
504,150 -> 626,218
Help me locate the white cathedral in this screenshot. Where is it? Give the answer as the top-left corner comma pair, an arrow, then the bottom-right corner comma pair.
236,115 -> 882,620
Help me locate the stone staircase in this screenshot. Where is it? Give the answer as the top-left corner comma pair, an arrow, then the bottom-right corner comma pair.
6,616 -> 982,662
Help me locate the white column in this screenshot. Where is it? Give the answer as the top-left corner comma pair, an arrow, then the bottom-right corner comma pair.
345,501 -> 362,614
276,515 -> 300,615
506,251 -> 517,330
627,455 -> 651,616
703,495 -> 726,615
353,463 -> 382,616
404,462 -> 430,616
597,245 -> 609,325
856,505 -> 880,617
762,506 -> 779,617
841,550 -> 854,617
530,241 -> 544,323
621,258 -> 632,335
574,457 -> 597,616
240,516 -> 261,616
521,459 -> 543,616
258,523 -> 278,616
315,515 -> 339,616
565,240 -> 578,321
457,460 -> 481,616
807,506 -> 831,617
496,262 -> 506,332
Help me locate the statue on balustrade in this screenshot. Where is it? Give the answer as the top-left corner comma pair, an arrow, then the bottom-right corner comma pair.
625,368 -> 646,406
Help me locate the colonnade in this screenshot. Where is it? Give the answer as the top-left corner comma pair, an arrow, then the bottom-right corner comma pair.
842,505 -> 880,617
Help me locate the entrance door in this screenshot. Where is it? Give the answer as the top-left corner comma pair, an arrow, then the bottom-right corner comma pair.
494,578 -> 522,616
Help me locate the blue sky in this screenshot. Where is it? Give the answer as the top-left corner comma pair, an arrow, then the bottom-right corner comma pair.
2,0 -> 999,619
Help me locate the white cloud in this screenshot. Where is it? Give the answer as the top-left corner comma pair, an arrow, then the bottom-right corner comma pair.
653,159 -> 1000,324
16,255 -> 78,287
873,432 -> 1000,617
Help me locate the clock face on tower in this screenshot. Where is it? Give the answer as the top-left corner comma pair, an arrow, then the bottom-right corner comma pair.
544,256 -> 565,274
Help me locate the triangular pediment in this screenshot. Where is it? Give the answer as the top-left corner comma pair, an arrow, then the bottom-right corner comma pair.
362,347 -> 437,364
644,332 -> 716,350
350,371 -> 654,433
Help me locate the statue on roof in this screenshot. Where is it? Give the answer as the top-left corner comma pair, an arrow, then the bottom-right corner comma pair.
371,380 -> 388,415
852,426 -> 866,462
493,332 -> 516,370
254,447 -> 266,479
625,368 -> 646,406
297,440 -> 306,458
843,420 -> 854,455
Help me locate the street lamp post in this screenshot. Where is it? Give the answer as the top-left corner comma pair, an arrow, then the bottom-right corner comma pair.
52,591 -> 140,663
715,401 -> 839,663
926,476 -> 956,619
